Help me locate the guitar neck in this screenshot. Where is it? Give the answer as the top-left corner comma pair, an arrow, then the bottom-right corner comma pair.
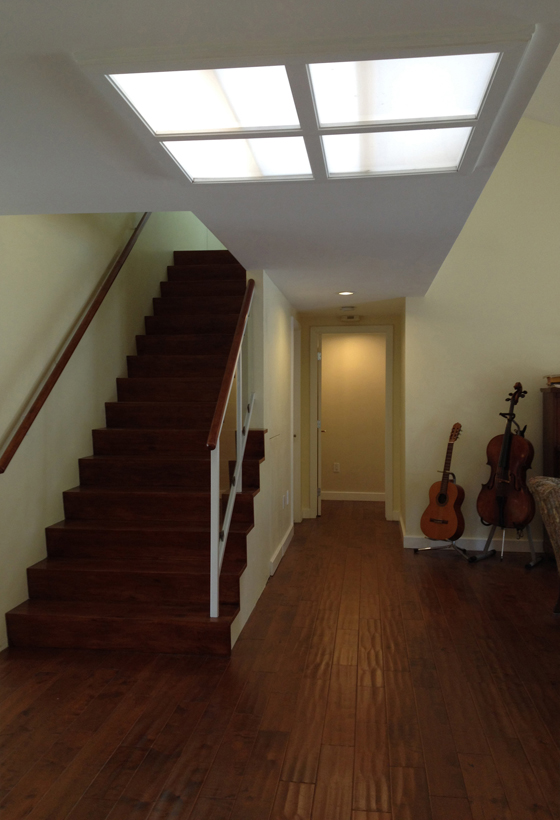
440,442 -> 454,492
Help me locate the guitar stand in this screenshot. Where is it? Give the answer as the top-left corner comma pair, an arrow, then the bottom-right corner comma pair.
414,539 -> 470,561
468,523 -> 543,568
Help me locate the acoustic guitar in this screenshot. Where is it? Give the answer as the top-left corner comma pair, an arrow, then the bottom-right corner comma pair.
420,423 -> 465,542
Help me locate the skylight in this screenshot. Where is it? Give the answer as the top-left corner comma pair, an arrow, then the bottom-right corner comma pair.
164,137 -> 312,181
110,66 -> 300,134
308,53 -> 500,127
322,127 -> 473,176
106,51 -> 501,183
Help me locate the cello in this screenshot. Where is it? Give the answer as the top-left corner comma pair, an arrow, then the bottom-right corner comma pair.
476,382 -> 535,534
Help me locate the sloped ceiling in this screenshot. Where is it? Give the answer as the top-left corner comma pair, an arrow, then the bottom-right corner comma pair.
0,0 -> 559,309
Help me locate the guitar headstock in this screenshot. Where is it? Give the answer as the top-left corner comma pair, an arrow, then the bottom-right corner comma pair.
506,382 -> 527,406
449,423 -> 462,443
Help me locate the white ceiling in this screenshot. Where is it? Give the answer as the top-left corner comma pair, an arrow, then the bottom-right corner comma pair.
1,0 -> 559,310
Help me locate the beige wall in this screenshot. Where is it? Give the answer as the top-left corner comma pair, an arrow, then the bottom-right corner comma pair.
404,117 -> 560,551
298,301 -> 405,519
0,211 -> 224,649
321,333 -> 386,496
231,271 -> 296,643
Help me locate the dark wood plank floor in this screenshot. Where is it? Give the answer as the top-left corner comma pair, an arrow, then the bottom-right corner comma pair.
1,501 -> 560,820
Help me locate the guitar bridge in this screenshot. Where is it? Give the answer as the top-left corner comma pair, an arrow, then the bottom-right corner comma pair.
429,518 -> 448,525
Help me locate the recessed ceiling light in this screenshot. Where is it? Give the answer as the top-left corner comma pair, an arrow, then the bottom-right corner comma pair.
309,53 -> 500,127
109,66 -> 300,134
323,127 -> 471,176
338,291 -> 354,295
164,136 -> 312,181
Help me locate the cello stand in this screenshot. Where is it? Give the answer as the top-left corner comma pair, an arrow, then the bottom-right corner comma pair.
414,539 -> 470,561
467,523 -> 543,568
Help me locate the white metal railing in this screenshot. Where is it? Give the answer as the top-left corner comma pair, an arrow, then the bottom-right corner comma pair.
207,280 -> 255,618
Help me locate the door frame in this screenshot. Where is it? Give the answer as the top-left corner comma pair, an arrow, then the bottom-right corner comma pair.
309,324 -> 394,520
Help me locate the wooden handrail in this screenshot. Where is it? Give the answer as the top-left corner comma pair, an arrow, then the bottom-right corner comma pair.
207,278 -> 255,451
0,212 -> 152,473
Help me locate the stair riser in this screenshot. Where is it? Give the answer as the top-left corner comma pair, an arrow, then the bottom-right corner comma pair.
127,356 -> 226,378
28,568 -> 240,606
6,614 -> 232,655
245,431 -> 266,460
160,281 -> 246,299
92,429 -> 210,457
46,526 -> 248,562
136,335 -> 233,356
64,491 -> 208,522
153,296 -> 244,315
105,403 -> 215,429
229,460 -> 260,490
117,379 -> 221,403
79,458 -> 211,490
173,250 -> 240,266
145,316 -> 238,335
63,491 -> 254,522
167,267 -> 245,282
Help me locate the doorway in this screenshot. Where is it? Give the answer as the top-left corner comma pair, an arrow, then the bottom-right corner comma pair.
309,325 -> 393,520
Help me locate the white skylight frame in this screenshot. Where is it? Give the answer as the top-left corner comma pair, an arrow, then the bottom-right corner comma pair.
93,40 -> 524,184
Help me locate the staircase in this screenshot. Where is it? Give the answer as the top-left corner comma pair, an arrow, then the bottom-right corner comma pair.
6,250 -> 264,656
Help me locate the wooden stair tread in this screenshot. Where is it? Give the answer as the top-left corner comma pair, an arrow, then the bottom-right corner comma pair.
127,356 -> 227,368
63,485 -> 259,498
46,519 -> 253,534
94,426 -> 211,434
106,401 -> 216,409
79,455 -> 212,465
8,599 -> 238,623
29,557 -> 244,575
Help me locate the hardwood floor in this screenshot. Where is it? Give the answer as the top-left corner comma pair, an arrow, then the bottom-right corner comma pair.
1,501 -> 560,819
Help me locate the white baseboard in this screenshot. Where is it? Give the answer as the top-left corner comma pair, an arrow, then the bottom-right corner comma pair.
302,507 -> 314,519
403,534 -> 544,553
321,491 -> 385,502
270,524 -> 295,575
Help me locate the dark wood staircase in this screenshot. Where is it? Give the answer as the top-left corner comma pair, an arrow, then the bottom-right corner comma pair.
6,250 -> 265,656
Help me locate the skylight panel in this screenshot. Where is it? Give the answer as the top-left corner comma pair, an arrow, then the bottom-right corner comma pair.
322,127 -> 472,176
164,136 -> 312,181
109,66 -> 300,134
309,53 -> 500,127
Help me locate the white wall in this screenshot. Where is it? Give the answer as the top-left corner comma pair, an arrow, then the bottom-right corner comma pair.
321,333 -> 386,499
231,271 -> 295,643
0,211 -> 224,649
404,117 -> 560,551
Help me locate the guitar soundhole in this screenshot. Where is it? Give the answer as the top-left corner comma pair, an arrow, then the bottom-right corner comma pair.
437,493 -> 448,506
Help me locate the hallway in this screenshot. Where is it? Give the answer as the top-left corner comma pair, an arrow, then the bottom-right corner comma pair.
1,501 -> 559,819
